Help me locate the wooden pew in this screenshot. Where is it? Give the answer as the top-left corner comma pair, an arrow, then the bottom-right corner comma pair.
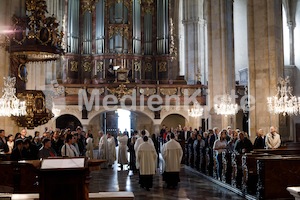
241,153 -> 272,195
253,148 -> 300,156
0,161 -> 40,194
256,156 -> 300,199
0,192 -> 135,200
231,153 -> 243,189
221,152 -> 232,184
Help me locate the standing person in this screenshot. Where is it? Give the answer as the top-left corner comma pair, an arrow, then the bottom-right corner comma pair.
160,125 -> 166,144
51,131 -> 64,156
186,132 -> 196,167
162,133 -> 183,188
265,126 -> 281,149
117,132 -> 128,170
194,134 -> 205,171
0,129 -> 9,153
234,132 -> 253,154
85,132 -> 94,159
20,129 -> 27,139
61,134 -> 79,157
134,130 -> 154,152
127,133 -> 137,171
38,138 -> 57,159
10,139 -> 24,161
136,136 -> 157,191
213,129 -> 228,180
107,133 -> 116,168
98,131 -> 109,168
7,134 -> 14,154
253,129 -> 265,149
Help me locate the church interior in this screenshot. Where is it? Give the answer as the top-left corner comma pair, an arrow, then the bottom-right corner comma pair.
1,0 -> 300,199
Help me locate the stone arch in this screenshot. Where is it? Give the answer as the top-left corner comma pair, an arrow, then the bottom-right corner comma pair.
87,106 -> 154,125
161,113 -> 187,130
56,114 -> 82,131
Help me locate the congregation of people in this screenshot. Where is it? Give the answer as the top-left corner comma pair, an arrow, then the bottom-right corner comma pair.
0,124 -> 281,191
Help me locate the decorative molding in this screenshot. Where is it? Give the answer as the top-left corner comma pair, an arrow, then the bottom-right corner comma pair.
96,61 -> 104,72
145,62 -> 152,72
65,87 -> 79,95
158,62 -> 167,72
159,88 -> 177,96
107,84 -> 133,100
70,61 -> 78,72
139,87 -> 156,96
133,60 -> 141,71
181,88 -> 197,96
83,62 -> 92,72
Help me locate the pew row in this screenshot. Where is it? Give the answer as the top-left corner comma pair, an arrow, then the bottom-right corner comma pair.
185,143 -> 300,200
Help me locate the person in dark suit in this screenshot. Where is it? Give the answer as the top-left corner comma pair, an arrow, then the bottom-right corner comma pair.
10,139 -> 24,161
39,138 -> 57,159
253,129 -> 265,149
0,129 -> 9,153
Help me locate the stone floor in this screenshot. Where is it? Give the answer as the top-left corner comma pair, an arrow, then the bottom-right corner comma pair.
88,164 -> 246,200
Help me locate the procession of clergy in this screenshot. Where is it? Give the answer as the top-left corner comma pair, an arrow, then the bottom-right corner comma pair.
98,129 -> 183,191
0,124 -> 281,192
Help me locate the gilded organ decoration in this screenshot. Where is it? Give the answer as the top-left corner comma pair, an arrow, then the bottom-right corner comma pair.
145,63 -> 152,72
139,87 -> 156,96
81,0 -> 96,14
108,25 -> 129,39
169,18 -> 178,61
133,61 -> 141,71
107,84 -> 133,100
70,61 -> 79,72
83,62 -> 92,72
96,61 -> 104,72
160,88 -> 177,96
9,0 -> 63,50
158,62 -> 167,72
143,7 -> 154,14
144,0 -> 154,6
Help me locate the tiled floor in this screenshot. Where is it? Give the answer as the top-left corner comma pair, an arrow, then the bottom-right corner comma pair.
88,163 -> 245,200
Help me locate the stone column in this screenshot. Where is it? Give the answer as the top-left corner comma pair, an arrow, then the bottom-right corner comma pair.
247,0 -> 283,141
182,0 -> 206,84
207,0 -> 235,129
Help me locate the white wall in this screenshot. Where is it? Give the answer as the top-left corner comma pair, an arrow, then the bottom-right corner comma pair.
233,0 -> 248,83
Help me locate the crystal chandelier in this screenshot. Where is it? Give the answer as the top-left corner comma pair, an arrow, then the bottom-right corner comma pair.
188,102 -> 204,117
0,77 -> 26,117
267,77 -> 299,116
214,94 -> 238,116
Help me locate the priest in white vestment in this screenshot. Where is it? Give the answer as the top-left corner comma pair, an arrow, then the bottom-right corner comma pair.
134,130 -> 154,169
136,136 -> 157,191
117,132 -> 128,170
85,132 -> 94,159
98,131 -> 109,168
107,133 -> 116,167
162,133 -> 183,188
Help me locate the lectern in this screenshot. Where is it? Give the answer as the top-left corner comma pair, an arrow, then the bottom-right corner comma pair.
39,157 -> 88,200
